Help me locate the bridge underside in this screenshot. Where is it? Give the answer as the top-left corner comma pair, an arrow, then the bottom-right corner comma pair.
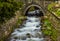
24,4 -> 44,17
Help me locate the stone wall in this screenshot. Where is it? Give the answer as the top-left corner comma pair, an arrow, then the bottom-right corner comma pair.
0,11 -> 22,41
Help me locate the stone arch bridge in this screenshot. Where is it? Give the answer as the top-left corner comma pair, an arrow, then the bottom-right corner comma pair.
24,3 -> 45,16
22,0 -> 52,15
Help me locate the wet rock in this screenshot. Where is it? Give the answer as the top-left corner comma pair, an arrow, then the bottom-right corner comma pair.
14,37 -> 18,39
26,33 -> 31,38
35,32 -> 43,38
20,36 -> 26,40
17,30 -> 22,32
34,29 -> 40,32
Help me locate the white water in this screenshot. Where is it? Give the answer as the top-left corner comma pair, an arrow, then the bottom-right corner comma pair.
9,16 -> 44,41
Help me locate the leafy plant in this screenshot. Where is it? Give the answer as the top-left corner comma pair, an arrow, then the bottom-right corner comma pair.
0,0 -> 23,24
43,18 -> 58,41
55,9 -> 60,16
48,3 -> 60,17
48,3 -> 55,11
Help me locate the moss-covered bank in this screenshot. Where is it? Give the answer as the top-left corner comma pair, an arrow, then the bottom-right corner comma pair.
0,10 -> 27,41
42,17 -> 58,41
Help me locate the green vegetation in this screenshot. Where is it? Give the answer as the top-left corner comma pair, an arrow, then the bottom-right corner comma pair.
0,0 -> 23,24
0,16 -> 26,41
55,9 -> 60,16
16,16 -> 27,28
48,3 -> 56,11
48,3 -> 60,16
29,6 -> 35,11
43,18 -> 58,41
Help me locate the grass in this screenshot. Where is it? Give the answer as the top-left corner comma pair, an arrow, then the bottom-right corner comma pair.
42,18 -> 58,41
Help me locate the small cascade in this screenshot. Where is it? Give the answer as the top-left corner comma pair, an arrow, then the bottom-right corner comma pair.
8,16 -> 44,41
8,9 -> 44,41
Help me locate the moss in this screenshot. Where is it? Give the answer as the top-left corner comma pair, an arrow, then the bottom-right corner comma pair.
16,16 -> 26,26
51,29 -> 57,41
0,1 -> 24,24
0,34 -> 7,41
48,3 -> 60,17
0,15 -> 26,41
17,18 -> 22,25
42,18 -> 58,41
29,6 -> 35,11
55,9 -> 60,16
48,3 -> 56,11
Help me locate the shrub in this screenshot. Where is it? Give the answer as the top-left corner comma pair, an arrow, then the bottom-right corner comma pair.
48,3 -> 56,11
0,0 -> 23,23
43,19 -> 58,41
55,9 -> 60,16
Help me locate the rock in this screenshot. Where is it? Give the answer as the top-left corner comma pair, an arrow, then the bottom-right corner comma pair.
26,33 -> 31,38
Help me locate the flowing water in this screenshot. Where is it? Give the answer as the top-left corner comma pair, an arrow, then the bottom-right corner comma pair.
8,16 -> 44,41
8,9 -> 44,41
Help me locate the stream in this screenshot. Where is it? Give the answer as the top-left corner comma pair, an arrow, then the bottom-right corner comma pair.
9,10 -> 44,41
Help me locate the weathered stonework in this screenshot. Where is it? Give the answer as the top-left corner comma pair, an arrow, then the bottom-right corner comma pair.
0,11 -> 24,41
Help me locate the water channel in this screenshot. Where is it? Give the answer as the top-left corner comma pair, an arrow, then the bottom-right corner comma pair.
8,10 -> 44,41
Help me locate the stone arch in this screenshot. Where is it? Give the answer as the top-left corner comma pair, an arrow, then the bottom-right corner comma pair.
24,4 -> 44,16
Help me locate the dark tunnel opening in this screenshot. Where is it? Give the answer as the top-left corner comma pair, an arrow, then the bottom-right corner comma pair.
25,6 -> 44,17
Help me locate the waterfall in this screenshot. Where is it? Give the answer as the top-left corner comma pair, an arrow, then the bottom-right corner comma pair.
9,10 -> 44,41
